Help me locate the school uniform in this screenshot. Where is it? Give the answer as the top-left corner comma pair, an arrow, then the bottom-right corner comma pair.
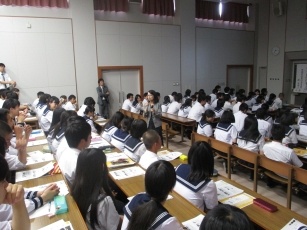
130,102 -> 142,114
197,120 -> 213,137
214,122 -> 237,144
237,131 -> 265,153
161,103 -> 170,113
40,107 -> 53,133
223,101 -> 233,111
52,128 -> 66,155
83,115 -> 97,133
178,106 -> 191,118
64,101 -> 76,111
252,103 -> 262,113
32,98 -> 39,111
272,97 -> 282,110
282,126 -> 298,145
174,164 -> 218,210
5,152 -> 26,170
232,102 -> 242,114
139,150 -> 159,169
187,101 -> 205,122
211,99 -> 218,108
245,98 -> 254,109
297,112 -> 304,125
54,136 -> 68,161
123,137 -> 146,162
264,114 -> 273,126
77,104 -> 87,116
111,129 -> 131,152
214,107 -> 224,118
168,95 -> 174,103
86,195 -> 119,230
122,99 -> 132,111
121,193 -> 183,230
167,101 -> 181,115
299,119 -> 307,136
204,103 -> 213,111
36,103 -> 47,126
257,119 -> 271,138
101,125 -> 118,143
209,93 -> 216,103
233,111 -> 247,132
263,141 -> 303,167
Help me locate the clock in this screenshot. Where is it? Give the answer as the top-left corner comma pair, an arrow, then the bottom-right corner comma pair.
272,47 -> 280,56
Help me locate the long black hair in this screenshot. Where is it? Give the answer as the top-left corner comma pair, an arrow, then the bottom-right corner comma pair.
104,111 -> 124,130
52,110 -> 77,139
71,148 -> 113,229
239,116 -> 260,141
127,160 -> 176,230
180,98 -> 192,110
49,107 -> 65,132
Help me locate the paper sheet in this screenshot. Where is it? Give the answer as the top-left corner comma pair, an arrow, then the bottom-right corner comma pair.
26,180 -> 69,196
110,166 -> 145,180
182,214 -> 205,230
215,180 -> 244,201
220,193 -> 255,208
16,162 -> 54,182
158,150 -> 182,161
27,139 -> 48,147
89,137 -> 110,148
29,200 -> 56,219
29,129 -> 45,138
106,152 -> 135,168
26,152 -> 54,165
281,218 -> 307,230
128,194 -> 173,201
38,219 -> 74,230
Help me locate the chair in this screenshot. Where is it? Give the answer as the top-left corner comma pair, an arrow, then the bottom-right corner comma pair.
259,155 -> 293,209
210,138 -> 232,179
293,166 -> 307,194
231,145 -> 259,192
191,132 -> 210,145
162,122 -> 169,148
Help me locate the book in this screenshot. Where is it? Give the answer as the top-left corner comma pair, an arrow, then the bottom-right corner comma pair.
106,152 -> 135,168
215,180 -> 244,201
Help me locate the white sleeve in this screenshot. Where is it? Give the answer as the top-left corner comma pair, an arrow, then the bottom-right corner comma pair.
202,181 -> 218,210
290,131 -> 298,144
88,120 -> 97,133
135,144 -> 146,162
5,154 -> 26,170
97,197 -> 119,230
0,204 -> 13,230
290,152 -> 303,167
204,125 -> 213,137
258,136 -> 265,151
231,126 -> 238,141
159,217 -> 184,230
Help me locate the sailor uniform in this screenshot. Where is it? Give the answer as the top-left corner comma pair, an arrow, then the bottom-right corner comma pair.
197,120 -> 213,137
52,127 -> 66,154
282,126 -> 298,145
161,103 -> 170,113
252,103 -> 261,113
123,137 -> 146,162
214,122 -> 237,144
188,101 -> 205,122
178,106 -> 191,118
233,111 -> 247,132
83,115 -> 97,133
36,103 -> 47,126
214,107 -> 224,118
40,107 -> 53,133
299,119 -> 307,136
111,129 -> 131,152
130,102 -> 142,114
101,125 -> 118,143
257,119 -> 271,138
237,130 -> 264,152
167,101 -> 181,115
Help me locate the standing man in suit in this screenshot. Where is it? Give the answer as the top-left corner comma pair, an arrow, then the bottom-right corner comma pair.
96,78 -> 110,118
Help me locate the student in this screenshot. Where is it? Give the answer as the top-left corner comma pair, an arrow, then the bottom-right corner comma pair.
182,89 -> 191,103
58,116 -> 92,185
197,109 -> 215,137
111,117 -> 133,152
122,93 -> 133,111
188,93 -> 206,122
46,107 -> 65,148
0,63 -> 16,90
138,130 -> 161,169
178,98 -> 192,118
168,91 -> 177,103
174,141 -> 218,211
211,92 -> 224,108
232,94 -> 245,114
77,97 -> 96,116
161,96 -> 171,113
130,94 -> 143,114
101,111 -> 124,142
167,94 -> 182,115
124,119 -> 147,162
0,156 -> 30,230
214,111 -> 237,144
233,103 -> 248,132
204,95 -> 213,111
245,91 -> 256,109
209,89 -> 217,103
229,88 -> 236,99
251,95 -> 264,113
280,112 -> 298,147
142,92 -> 148,110
60,95 -> 67,108
64,94 -> 77,111
223,94 -> 232,111
35,94 -> 49,123
261,103 -> 273,126
191,94 -> 197,107
72,149 -> 121,230
2,98 -> 25,125
82,106 -> 98,134
122,160 -> 182,230
52,110 -> 77,155
214,99 -> 225,118
32,91 -> 44,111
199,204 -> 253,230
299,111 -> 307,136
40,96 -> 59,136
261,88 -> 269,101
256,108 -> 271,138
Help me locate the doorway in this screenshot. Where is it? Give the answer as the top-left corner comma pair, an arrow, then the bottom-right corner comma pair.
226,65 -> 253,92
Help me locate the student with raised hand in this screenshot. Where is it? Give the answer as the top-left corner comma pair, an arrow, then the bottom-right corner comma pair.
111,117 -> 133,151
214,110 -> 237,145
161,96 -> 171,113
40,96 -> 59,136
199,204 -> 254,230
174,141 -> 218,211
122,160 -> 183,230
64,94 -> 77,111
101,111 -> 125,142
72,148 -> 122,230
83,106 -> 98,134
130,94 -> 143,114
0,156 -> 30,230
197,109 -> 215,137
77,97 -> 96,117
178,98 -> 192,118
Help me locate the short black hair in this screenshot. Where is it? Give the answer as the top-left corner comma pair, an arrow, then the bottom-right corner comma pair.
84,106 -> 95,115
185,89 -> 191,97
126,93 -> 133,99
2,98 -> 20,110
271,124 -> 285,141
83,97 -> 95,106
224,87 -> 230,93
65,116 -> 91,148
121,116 -> 133,132
130,119 -> 147,139
239,103 -> 248,112
0,120 -> 12,138
0,63 -> 5,67
0,109 -> 10,123
216,99 -> 225,108
202,109 -> 215,121
142,130 -> 160,150
220,110 -> 235,123
224,94 -> 231,102
6,92 -> 18,100
68,95 -> 76,101
60,95 -> 67,100
37,91 -> 44,97
198,93 -> 206,103
49,96 -> 59,105
256,108 -> 266,119
98,78 -> 104,84
236,94 -> 246,102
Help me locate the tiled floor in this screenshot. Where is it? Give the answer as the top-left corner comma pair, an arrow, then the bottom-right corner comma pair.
167,135 -> 307,217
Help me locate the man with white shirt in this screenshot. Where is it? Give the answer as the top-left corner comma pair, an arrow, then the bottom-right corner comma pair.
122,93 -> 133,111
58,116 -> 91,186
139,130 -> 161,169
167,94 -> 182,115
0,63 -> 16,90
188,93 -> 206,122
272,93 -> 284,110
233,103 -> 248,132
64,95 -> 77,111
232,94 -> 246,114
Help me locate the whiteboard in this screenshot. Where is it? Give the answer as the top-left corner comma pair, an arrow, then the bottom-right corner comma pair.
293,63 -> 307,93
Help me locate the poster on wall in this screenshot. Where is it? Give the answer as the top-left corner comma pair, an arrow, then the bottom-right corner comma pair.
293,64 -> 307,93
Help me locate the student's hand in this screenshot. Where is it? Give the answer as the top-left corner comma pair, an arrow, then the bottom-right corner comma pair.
3,183 -> 24,205
14,125 -> 24,139
15,138 -> 27,149
24,125 -> 32,139
39,184 -> 60,202
17,112 -> 26,123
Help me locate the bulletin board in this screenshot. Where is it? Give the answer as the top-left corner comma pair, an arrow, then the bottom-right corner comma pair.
293,63 -> 307,93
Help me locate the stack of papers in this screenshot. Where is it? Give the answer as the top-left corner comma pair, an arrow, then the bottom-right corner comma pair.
158,150 -> 182,161
27,139 -> 48,147
16,162 -> 54,182
26,151 -> 54,165
106,152 -> 135,168
182,214 -> 205,230
220,193 -> 255,208
110,166 -> 145,180
215,180 -> 244,201
281,218 -> 307,230
89,137 -> 110,148
39,219 -> 74,230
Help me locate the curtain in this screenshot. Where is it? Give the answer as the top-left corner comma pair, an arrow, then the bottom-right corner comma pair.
195,0 -> 220,20
0,0 -> 68,8
222,2 -> 249,23
142,0 -> 175,16
94,0 -> 128,12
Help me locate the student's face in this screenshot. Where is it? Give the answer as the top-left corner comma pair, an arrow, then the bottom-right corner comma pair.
49,101 -> 57,110
99,80 -> 104,86
129,96 -> 133,101
6,114 -> 14,129
0,66 -> 4,73
71,98 -> 76,104
0,178 -> 8,204
206,116 -> 215,122
10,106 -> 19,117
147,92 -> 154,102
137,96 -> 142,102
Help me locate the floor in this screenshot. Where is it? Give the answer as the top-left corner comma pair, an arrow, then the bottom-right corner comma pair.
167,135 -> 307,217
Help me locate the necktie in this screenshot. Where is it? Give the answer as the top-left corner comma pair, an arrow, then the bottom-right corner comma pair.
1,73 -> 7,89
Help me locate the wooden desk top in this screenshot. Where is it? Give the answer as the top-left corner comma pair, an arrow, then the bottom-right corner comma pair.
161,112 -> 196,126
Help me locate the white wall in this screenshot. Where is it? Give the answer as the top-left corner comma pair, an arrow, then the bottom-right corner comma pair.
96,21 -> 181,98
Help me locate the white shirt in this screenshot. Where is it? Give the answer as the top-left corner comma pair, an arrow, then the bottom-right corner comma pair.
214,123 -> 237,144
263,141 -> 303,167
0,204 -> 12,230
123,138 -> 146,162
167,101 -> 181,115
209,94 -> 216,103
223,101 -> 233,111
55,137 -> 68,161
139,150 -> 159,169
272,97 -> 283,110
197,121 -> 213,137
101,126 -> 118,143
32,98 -> 39,111
36,104 -> 47,125
232,102 -> 242,114
130,102 -> 142,114
188,101 -> 205,122
58,147 -> 81,185
40,109 -> 53,132
252,103 -> 262,112
84,117 -> 97,134
299,120 -> 307,136
237,134 -> 265,153
77,104 -> 87,116
233,111 -> 247,132
5,153 -> 26,170
64,101 -> 76,111
204,103 -> 213,111
211,99 -> 218,108
282,127 -> 298,145
161,103 -> 170,113
178,106 -> 191,118
0,72 -> 12,90
122,99 -> 132,111
257,119 -> 271,138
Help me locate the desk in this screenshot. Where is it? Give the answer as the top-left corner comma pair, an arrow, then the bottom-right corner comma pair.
25,116 -> 39,129
161,112 -> 196,141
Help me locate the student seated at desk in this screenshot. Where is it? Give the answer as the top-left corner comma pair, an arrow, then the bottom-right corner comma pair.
58,116 -> 91,186
199,204 -> 253,230
233,103 -> 248,132
251,95 -> 264,113
178,98 -> 192,118
77,97 -> 95,117
197,109 -> 215,137
256,108 -> 271,139
167,94 -> 182,115
174,141 -> 218,211
46,107 -> 65,148
139,130 -> 161,169
122,160 -> 183,230
101,111 -> 124,143
124,119 -> 147,162
36,94 -> 50,125
40,96 -> 59,136
223,94 -> 233,111
111,117 -> 132,152
2,98 -> 26,126
280,111 -> 298,147
72,149 -> 122,230
214,111 -> 237,145
31,91 -> 44,112
188,93 -> 206,122
299,111 -> 307,136
83,106 -> 98,134
214,99 -> 225,118
122,93 -> 133,111
64,94 -> 77,111
161,96 -> 171,113
130,94 -> 143,114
